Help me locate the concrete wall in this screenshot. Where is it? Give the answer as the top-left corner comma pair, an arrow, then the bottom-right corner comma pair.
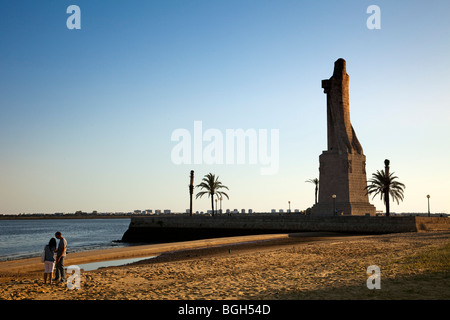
121,215 -> 450,243
415,217 -> 450,231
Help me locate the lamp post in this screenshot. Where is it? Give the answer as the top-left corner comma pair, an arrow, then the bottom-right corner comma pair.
288,201 -> 291,213
332,194 -> 337,216
427,195 -> 430,217
215,198 -> 218,216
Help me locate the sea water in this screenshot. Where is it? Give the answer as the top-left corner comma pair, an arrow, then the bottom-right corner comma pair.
0,218 -> 132,261
77,256 -> 157,271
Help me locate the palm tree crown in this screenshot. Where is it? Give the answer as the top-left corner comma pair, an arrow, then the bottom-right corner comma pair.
365,170 -> 405,215
196,173 -> 229,216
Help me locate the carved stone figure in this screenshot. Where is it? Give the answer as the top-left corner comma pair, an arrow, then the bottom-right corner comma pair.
322,58 -> 363,155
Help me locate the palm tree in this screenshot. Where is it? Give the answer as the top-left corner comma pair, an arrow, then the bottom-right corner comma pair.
365,161 -> 405,216
306,178 -> 319,205
196,173 -> 229,216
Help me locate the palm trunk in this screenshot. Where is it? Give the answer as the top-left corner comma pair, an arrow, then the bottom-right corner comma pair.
189,170 -> 194,216
314,186 -> 318,204
385,160 -> 390,217
211,194 -> 215,216
385,190 -> 390,216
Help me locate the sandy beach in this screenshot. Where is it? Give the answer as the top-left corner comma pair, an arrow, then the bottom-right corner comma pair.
0,231 -> 449,300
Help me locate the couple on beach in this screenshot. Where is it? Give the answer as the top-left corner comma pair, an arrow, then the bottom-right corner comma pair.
43,232 -> 67,285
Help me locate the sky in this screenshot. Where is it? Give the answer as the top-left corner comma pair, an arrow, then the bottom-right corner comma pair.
0,0 -> 449,214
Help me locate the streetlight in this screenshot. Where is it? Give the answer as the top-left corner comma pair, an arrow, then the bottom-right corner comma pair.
288,201 -> 291,213
332,194 -> 337,216
427,195 -> 430,217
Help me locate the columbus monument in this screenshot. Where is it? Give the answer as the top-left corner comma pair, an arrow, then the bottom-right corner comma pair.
311,58 -> 376,216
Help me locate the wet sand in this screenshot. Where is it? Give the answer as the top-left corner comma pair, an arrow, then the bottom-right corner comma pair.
0,231 -> 449,300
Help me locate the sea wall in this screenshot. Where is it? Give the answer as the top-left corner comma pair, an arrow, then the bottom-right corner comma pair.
121,215 -> 450,243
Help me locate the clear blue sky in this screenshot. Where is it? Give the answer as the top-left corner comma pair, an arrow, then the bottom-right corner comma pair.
1,0 -> 449,214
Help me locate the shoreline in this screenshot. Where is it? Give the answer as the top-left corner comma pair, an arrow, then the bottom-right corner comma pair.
0,242 -> 130,263
0,215 -> 133,220
0,232 -> 349,274
1,231 -> 449,300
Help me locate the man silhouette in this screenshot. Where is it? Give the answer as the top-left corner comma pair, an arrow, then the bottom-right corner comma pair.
53,231 -> 67,283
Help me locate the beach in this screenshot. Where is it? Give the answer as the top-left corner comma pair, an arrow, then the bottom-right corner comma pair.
0,231 -> 449,300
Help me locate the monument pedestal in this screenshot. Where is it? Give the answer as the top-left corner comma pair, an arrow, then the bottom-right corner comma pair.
311,151 -> 376,216
311,202 -> 376,216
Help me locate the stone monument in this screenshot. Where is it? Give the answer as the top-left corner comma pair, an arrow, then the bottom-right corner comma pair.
311,58 -> 376,216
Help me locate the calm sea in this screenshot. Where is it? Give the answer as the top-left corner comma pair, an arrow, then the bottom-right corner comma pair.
0,218 -> 132,261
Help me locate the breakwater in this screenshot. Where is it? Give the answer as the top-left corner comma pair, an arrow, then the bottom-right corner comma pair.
121,215 -> 450,243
